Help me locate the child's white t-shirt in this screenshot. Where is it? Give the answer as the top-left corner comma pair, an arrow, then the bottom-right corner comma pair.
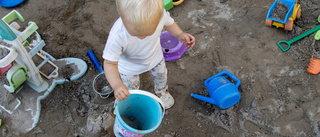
102,10 -> 174,75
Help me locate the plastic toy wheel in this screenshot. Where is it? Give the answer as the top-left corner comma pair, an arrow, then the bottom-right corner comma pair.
296,8 -> 301,19
284,20 -> 294,31
265,19 -> 273,27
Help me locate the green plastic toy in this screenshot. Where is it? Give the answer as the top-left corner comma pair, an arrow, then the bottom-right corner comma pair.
315,15 -> 320,40
277,25 -> 320,52
163,0 -> 184,11
163,0 -> 173,11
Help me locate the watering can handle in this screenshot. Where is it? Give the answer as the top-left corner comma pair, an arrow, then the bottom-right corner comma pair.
129,90 -> 165,117
206,71 -> 241,88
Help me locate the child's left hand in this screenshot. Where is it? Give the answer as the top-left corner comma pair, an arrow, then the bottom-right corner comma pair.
178,32 -> 195,48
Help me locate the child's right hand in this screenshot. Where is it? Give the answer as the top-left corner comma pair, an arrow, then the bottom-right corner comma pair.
113,83 -> 130,101
177,32 -> 196,48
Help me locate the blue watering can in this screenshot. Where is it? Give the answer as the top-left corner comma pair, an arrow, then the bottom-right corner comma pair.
191,71 -> 241,109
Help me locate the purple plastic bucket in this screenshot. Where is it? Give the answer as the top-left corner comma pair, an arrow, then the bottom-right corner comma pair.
160,31 -> 187,61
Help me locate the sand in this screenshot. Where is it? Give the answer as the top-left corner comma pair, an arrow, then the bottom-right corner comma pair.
0,46 -> 10,60
270,1 -> 289,21
0,0 -> 320,136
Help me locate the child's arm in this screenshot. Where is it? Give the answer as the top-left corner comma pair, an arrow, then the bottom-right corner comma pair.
104,59 -> 130,101
164,22 -> 196,48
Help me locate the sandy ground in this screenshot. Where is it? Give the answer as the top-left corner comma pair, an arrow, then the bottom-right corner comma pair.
0,0 -> 320,136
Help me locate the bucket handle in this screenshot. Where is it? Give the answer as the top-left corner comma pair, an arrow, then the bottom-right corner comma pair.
92,72 -> 114,99
116,90 -> 166,117
205,71 -> 241,88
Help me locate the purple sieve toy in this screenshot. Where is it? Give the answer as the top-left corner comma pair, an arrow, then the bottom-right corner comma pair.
160,31 -> 187,61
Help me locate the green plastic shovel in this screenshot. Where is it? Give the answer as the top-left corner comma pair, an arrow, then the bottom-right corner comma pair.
277,25 -> 320,52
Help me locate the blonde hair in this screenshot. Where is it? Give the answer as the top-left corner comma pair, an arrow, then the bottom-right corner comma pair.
116,0 -> 164,33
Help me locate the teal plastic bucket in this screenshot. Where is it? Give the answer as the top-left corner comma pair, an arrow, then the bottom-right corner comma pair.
114,90 -> 165,137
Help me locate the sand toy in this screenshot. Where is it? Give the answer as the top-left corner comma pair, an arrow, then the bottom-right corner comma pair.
315,30 -> 320,40
87,50 -> 103,73
0,0 -> 24,8
191,71 -> 241,109
277,25 -> 320,52
307,56 -> 320,74
93,72 -> 113,99
114,90 -> 165,137
0,62 -> 13,76
173,0 -> 184,6
87,50 -> 114,99
163,0 -> 184,11
266,0 -> 301,31
163,0 -> 173,10
0,10 -> 87,132
160,31 -> 187,61
0,10 -> 87,93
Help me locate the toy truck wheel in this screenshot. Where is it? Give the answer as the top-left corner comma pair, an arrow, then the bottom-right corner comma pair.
285,20 -> 294,31
265,19 -> 273,27
296,8 -> 301,19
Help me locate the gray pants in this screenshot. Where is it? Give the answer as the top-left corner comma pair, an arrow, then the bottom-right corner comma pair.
119,59 -> 167,92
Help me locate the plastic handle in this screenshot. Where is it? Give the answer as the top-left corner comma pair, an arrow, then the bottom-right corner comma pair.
37,55 -> 51,69
277,25 -> 320,52
2,10 -> 24,24
87,50 -> 103,73
19,22 -> 38,40
129,90 -> 165,115
277,40 -> 291,52
205,71 -> 241,88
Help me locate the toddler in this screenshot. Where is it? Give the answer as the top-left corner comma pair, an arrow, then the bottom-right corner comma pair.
103,0 -> 195,109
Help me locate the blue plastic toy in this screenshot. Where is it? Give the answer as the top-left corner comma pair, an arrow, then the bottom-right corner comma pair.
265,0 -> 301,31
0,0 -> 24,8
191,71 -> 241,109
87,50 -> 103,73
114,90 -> 165,136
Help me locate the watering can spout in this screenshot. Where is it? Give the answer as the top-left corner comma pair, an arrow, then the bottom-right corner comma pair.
191,94 -> 217,105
